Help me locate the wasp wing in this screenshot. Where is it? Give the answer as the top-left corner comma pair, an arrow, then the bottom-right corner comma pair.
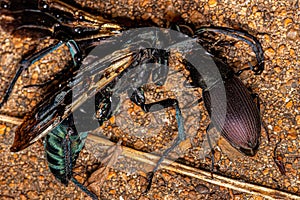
10,45 -> 134,151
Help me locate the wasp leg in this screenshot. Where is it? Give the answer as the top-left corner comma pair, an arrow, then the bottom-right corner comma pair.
150,50 -> 170,86
0,40 -> 81,109
94,82 -> 120,127
71,177 -> 98,200
130,88 -> 185,193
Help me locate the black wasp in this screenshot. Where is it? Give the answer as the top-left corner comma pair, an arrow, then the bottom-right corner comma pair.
0,0 -> 266,199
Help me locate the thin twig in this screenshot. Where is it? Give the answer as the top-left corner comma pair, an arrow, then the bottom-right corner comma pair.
87,133 -> 300,200
0,114 -> 23,125
1,116 -> 299,199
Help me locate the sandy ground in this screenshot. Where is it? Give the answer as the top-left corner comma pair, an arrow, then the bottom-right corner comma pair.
0,0 -> 299,199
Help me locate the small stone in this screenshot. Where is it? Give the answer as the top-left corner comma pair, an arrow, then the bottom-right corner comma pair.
263,34 -> 271,44
289,48 -> 296,57
20,194 -> 27,200
180,189 -> 189,196
273,66 -> 281,73
140,0 -> 151,7
262,168 -> 269,175
283,18 -> 293,28
107,171 -> 117,180
195,184 -> 209,194
134,139 -> 145,149
248,21 -> 257,30
26,190 -> 39,199
189,11 -> 205,24
109,116 -> 115,124
287,128 -> 297,140
285,101 -> 293,109
264,48 -> 275,59
179,139 -> 192,151
0,124 -> 6,134
29,155 -> 37,163
253,196 -> 264,200
142,13 -> 151,20
208,0 -> 217,7
273,126 -> 281,133
277,44 -> 286,55
285,163 -> 292,171
287,28 -> 299,41
295,115 -> 300,126
108,189 -> 116,195
128,179 -> 136,189
161,172 -> 172,181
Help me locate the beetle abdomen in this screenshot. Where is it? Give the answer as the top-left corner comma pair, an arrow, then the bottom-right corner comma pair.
203,76 -> 261,156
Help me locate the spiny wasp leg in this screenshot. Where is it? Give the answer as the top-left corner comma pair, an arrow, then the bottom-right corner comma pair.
130,88 -> 185,193
0,39 -> 81,109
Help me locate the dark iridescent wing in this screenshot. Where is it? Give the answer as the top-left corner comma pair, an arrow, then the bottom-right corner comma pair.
10,44 -> 135,151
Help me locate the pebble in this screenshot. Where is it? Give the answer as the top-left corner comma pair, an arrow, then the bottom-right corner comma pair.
0,124 -> 6,134
287,28 -> 299,41
285,100 -> 293,109
208,0 -> 217,7
195,184 -> 209,194
296,115 -> 300,125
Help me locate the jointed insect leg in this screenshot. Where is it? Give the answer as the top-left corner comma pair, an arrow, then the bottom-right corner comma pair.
206,124 -> 215,178
195,27 -> 264,75
71,177 -> 98,200
130,88 -> 185,193
0,40 -> 81,109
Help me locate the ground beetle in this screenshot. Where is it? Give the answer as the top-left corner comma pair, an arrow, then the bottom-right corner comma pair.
182,27 -> 265,170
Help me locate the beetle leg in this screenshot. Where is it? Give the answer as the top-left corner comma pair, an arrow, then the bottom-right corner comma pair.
250,93 -> 270,142
273,139 -> 286,175
130,88 -> 185,193
182,97 -> 203,110
195,27 -> 264,75
235,65 -> 251,76
206,124 -> 215,178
